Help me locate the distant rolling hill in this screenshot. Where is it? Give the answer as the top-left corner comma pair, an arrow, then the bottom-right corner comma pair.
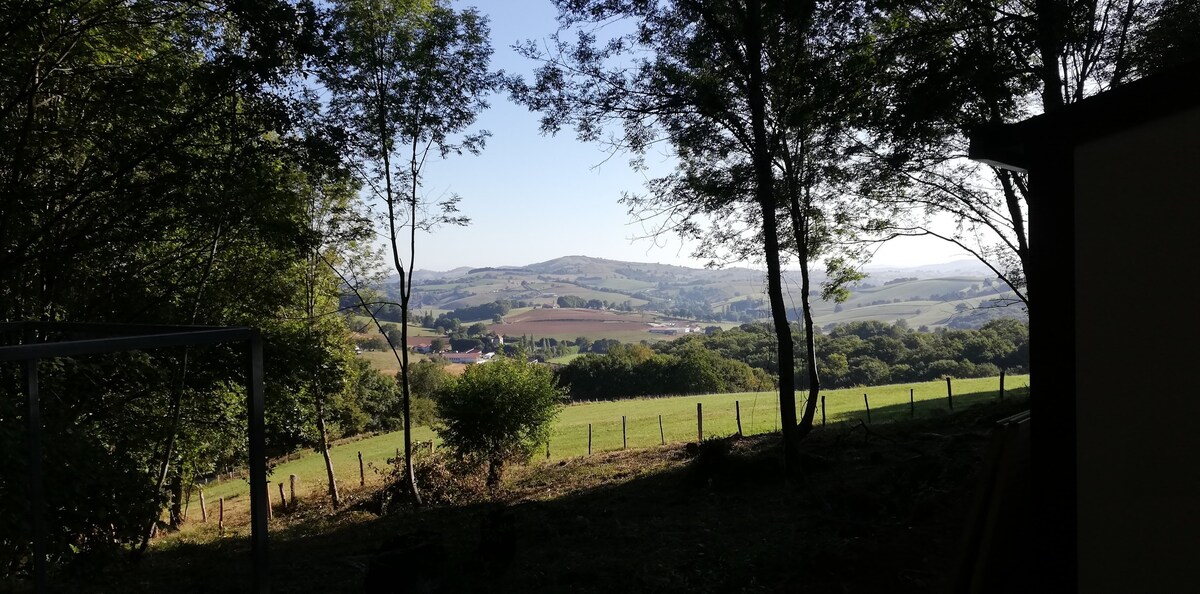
392,255 -> 1024,332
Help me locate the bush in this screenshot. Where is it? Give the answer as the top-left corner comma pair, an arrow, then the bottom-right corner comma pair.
374,452 -> 488,513
409,396 -> 438,428
357,336 -> 387,351
436,356 -> 566,487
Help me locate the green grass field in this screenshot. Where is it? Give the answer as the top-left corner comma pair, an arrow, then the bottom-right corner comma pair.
546,374 -> 1028,456
356,349 -> 434,375
547,353 -> 585,364
195,425 -> 441,520
192,374 -> 1027,521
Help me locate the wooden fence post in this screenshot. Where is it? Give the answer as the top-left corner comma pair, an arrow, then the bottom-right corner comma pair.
735,401 -> 743,437
864,393 -> 872,424
696,402 -> 703,442
1000,369 -> 1006,400
946,377 -> 954,410
546,440 -> 551,460
910,388 -> 915,418
588,424 -> 592,456
659,415 -> 665,445
278,483 -> 287,511
289,474 -> 297,505
622,416 -> 627,450
199,489 -> 208,523
218,498 -> 224,535
265,481 -> 273,520
358,451 -> 365,487
821,395 -> 826,427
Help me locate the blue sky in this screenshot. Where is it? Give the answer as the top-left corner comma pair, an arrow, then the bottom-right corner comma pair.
397,0 -> 973,272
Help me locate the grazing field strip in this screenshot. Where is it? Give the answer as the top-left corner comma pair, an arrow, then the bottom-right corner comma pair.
547,375 -> 1029,457
193,426 -> 441,524
189,375 -> 1027,527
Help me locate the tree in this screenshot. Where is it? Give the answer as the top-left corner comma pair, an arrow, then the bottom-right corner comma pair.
466,322 -> 488,336
287,151 -> 376,509
436,356 -> 566,488
0,0 -> 355,568
409,359 -> 455,400
322,0 -> 502,504
557,295 -> 586,308
449,337 -> 484,352
351,358 -> 403,431
1128,0 -> 1200,76
866,0 -> 1172,312
511,0 -> 874,470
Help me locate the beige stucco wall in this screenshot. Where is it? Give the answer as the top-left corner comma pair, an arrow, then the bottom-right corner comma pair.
1075,105 -> 1200,591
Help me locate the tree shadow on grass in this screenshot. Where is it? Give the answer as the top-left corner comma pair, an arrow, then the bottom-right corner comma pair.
73,394 -> 1030,594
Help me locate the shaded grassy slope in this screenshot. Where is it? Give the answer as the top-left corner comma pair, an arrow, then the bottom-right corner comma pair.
77,395 -> 1031,593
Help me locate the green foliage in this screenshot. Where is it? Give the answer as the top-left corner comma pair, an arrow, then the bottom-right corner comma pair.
557,295 -> 587,308
557,343 -> 775,401
0,0 -> 357,573
351,358 -> 403,432
666,319 -> 1029,391
436,357 -> 566,486
823,257 -> 868,304
1130,0 -> 1200,76
435,301 -> 510,325
357,336 -> 388,351
409,359 -> 455,399
449,337 -> 484,352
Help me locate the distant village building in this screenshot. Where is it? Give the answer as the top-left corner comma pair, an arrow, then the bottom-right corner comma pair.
441,349 -> 483,364
648,325 -> 703,336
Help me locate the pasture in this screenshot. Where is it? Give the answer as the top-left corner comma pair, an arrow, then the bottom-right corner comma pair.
355,349 -> 438,375
546,374 -> 1028,456
186,374 -> 1027,529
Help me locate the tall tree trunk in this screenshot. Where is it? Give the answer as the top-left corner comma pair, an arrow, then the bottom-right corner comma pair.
398,298 -> 419,503
138,222 -> 222,556
396,140 -> 422,506
746,0 -> 800,473
788,186 -> 822,439
1035,0 -> 1066,111
168,472 -> 185,529
487,457 -> 503,490
376,94 -> 422,506
315,397 -> 341,508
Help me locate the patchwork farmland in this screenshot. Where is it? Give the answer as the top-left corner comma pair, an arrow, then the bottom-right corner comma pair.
486,307 -> 666,342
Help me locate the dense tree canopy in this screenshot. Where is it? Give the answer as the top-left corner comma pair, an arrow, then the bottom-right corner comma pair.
1,0 -> 386,573
557,343 -> 775,400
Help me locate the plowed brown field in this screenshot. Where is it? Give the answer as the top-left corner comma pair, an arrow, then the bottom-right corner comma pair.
488,307 -> 659,341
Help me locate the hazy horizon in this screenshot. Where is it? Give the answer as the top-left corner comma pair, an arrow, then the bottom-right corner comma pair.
405,251 -> 988,275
